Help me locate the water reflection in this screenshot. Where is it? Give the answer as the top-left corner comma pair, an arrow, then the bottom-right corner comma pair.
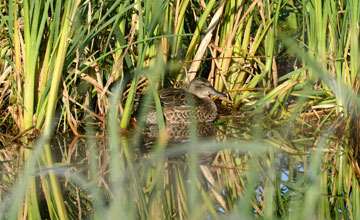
142,123 -> 218,144
13,115 -> 350,218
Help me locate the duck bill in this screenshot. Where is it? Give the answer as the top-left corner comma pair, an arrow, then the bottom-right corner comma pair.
209,87 -> 226,97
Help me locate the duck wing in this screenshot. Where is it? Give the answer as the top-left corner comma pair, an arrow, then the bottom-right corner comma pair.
159,88 -> 200,107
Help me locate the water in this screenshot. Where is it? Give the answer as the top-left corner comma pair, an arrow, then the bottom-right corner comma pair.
0,115 -> 354,218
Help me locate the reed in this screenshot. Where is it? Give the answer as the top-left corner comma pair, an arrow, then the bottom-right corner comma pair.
1,0 -> 360,219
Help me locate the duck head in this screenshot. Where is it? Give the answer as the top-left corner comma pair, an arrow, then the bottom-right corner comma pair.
187,77 -> 226,98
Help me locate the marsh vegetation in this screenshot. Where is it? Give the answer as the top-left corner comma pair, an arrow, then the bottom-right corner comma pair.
1,0 -> 360,219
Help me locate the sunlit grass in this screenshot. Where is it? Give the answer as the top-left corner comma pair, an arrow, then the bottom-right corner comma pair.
0,0 -> 360,219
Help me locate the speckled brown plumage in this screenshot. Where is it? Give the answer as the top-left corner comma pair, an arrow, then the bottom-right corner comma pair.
144,78 -> 226,124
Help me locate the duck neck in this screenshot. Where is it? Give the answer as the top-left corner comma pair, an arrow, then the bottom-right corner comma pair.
200,97 -> 217,113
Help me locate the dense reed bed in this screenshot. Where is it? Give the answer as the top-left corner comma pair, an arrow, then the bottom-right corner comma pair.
1,0 -> 360,219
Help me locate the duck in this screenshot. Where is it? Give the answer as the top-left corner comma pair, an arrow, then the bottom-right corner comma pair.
143,77 -> 226,124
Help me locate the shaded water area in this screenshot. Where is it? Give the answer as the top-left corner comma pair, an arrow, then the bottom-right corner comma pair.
0,113 -> 357,219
